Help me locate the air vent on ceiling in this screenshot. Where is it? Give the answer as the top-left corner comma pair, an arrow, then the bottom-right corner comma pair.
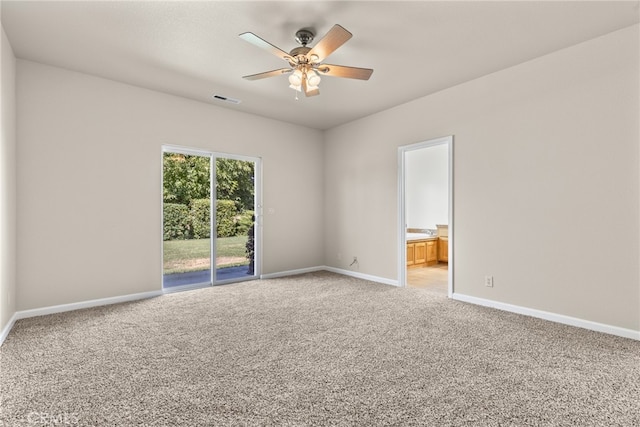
212,94 -> 241,104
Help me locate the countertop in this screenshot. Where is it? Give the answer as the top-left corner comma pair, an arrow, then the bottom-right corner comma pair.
406,233 -> 437,241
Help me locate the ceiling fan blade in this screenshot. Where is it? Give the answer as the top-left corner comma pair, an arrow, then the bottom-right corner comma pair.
316,64 -> 373,80
239,32 -> 292,61
307,24 -> 352,63
242,68 -> 292,80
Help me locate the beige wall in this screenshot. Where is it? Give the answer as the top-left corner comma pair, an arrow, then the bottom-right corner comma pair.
16,60 -> 324,311
324,25 -> 640,331
8,23 -> 640,335
1,26 -> 17,333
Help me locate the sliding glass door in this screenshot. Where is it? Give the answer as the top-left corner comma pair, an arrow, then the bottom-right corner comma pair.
162,147 -> 260,290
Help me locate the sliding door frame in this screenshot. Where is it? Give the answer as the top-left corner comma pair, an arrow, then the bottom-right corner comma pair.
161,145 -> 262,291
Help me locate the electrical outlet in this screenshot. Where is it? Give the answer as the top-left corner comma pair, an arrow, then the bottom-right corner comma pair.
485,276 -> 494,287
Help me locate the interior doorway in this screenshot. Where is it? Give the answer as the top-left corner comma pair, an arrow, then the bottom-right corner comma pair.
398,136 -> 453,296
162,146 -> 261,290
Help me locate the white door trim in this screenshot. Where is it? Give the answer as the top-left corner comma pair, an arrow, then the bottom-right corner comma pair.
398,136 -> 454,297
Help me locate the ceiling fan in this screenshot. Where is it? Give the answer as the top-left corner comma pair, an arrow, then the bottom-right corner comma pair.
239,24 -> 373,97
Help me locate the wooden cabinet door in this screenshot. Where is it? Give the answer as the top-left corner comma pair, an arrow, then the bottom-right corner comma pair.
406,243 -> 415,266
414,242 -> 427,265
426,240 -> 437,262
438,238 -> 448,262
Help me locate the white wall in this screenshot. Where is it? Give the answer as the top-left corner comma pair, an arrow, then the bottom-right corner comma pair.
406,144 -> 448,230
324,25 -> 639,332
16,60 -> 324,311
0,25 -> 17,333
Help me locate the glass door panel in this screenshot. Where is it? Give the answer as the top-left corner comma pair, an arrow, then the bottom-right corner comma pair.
214,157 -> 257,283
162,150 -> 212,289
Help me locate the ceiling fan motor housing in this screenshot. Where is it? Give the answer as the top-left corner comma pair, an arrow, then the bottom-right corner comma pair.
289,46 -> 312,66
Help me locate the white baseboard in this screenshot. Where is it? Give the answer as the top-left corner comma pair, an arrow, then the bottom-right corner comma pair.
323,266 -> 399,287
260,266 -> 325,279
452,293 -> 640,341
0,312 -> 18,346
260,265 -> 399,287
14,290 -> 163,322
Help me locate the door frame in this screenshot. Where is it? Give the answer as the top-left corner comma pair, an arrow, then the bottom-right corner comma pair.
161,145 -> 262,290
397,136 -> 453,297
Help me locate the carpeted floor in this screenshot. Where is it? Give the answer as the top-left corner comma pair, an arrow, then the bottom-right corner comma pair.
1,271 -> 639,426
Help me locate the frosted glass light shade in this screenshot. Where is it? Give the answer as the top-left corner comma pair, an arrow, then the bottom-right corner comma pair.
288,70 -> 303,86
307,71 -> 321,87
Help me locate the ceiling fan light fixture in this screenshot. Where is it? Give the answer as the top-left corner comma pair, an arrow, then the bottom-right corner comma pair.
288,69 -> 303,86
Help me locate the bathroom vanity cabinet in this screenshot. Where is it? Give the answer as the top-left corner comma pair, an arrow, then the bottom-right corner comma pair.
407,238 -> 438,267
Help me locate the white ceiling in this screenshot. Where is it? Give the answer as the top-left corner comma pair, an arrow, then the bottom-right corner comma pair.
2,1 -> 639,130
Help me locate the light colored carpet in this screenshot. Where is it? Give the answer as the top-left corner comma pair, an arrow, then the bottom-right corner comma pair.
1,271 -> 639,426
